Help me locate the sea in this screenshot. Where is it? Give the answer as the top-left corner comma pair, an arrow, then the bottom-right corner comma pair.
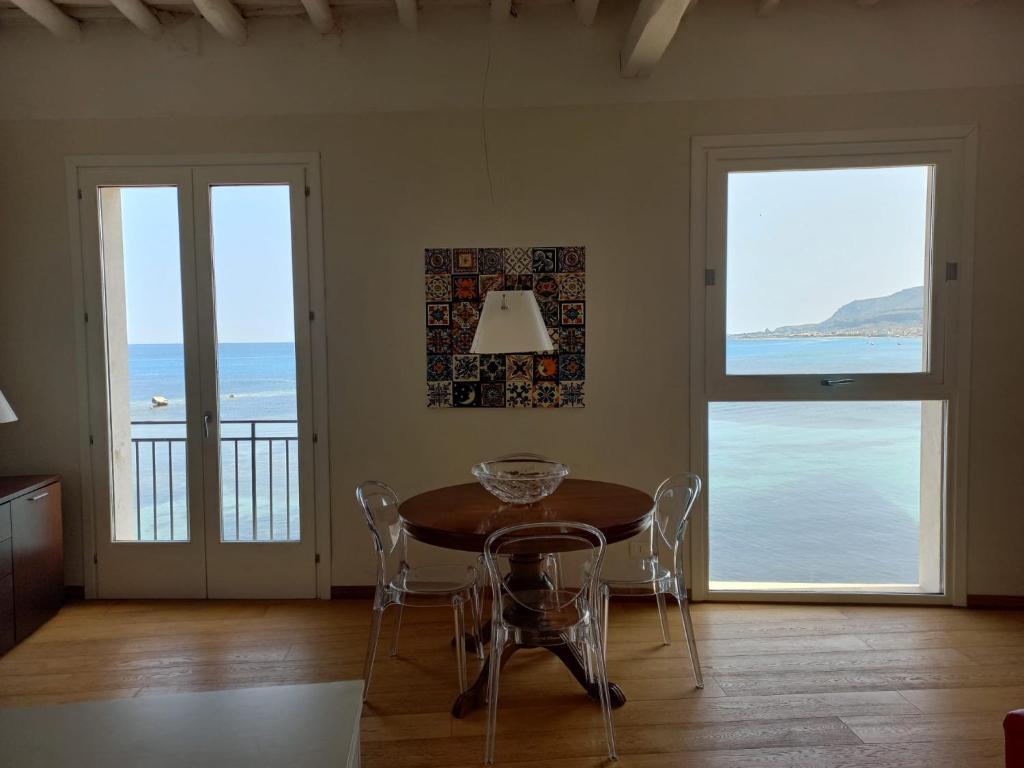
127,337 -> 930,586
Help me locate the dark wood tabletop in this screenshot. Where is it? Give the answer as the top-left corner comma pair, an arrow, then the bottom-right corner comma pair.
400,479 -> 654,552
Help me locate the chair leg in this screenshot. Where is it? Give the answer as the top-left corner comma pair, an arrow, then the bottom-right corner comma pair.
470,584 -> 485,660
484,627 -> 506,765
582,626 -> 594,685
656,591 -> 671,645
362,605 -> 384,702
388,603 -> 404,657
588,621 -> 618,761
676,589 -> 703,689
453,597 -> 468,694
601,584 -> 611,663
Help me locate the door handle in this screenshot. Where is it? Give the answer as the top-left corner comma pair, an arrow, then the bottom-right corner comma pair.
820,378 -> 854,387
203,410 -> 213,439
27,492 -> 49,502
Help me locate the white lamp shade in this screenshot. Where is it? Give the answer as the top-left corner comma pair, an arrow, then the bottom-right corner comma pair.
470,291 -> 554,354
0,390 -> 16,424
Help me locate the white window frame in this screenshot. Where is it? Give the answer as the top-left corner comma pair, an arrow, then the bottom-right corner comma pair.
688,128 -> 977,606
65,153 -> 333,599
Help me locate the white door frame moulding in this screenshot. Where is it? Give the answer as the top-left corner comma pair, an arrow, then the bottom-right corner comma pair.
65,152 -> 333,600
687,126 -> 977,607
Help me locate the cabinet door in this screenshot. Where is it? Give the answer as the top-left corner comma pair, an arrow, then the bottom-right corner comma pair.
12,483 -> 63,642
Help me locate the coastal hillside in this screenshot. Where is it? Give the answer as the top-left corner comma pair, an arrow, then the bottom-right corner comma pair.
735,286 -> 924,338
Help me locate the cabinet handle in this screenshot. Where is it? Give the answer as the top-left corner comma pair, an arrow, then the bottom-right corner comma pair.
28,492 -> 49,502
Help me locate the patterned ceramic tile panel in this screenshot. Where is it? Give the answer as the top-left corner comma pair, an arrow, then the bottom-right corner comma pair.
425,246 -> 586,408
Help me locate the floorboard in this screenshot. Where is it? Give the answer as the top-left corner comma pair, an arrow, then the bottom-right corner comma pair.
0,600 -> 1020,766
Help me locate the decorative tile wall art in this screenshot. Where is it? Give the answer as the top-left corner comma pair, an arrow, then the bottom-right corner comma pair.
425,246 -> 586,408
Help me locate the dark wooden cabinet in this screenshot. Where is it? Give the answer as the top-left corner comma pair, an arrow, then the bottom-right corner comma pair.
0,476 -> 63,654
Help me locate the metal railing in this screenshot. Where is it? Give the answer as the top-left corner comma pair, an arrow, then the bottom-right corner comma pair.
128,419 -> 299,543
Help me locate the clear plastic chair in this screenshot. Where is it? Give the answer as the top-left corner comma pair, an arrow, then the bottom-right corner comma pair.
356,481 -> 484,702
596,473 -> 703,689
483,522 -> 617,765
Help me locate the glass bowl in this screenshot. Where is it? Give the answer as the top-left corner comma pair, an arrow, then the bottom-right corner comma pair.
472,454 -> 570,505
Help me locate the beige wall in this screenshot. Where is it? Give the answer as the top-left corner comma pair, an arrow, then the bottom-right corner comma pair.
0,0 -> 1022,595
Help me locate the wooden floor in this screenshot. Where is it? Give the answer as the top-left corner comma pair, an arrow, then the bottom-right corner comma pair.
0,600 -> 1021,767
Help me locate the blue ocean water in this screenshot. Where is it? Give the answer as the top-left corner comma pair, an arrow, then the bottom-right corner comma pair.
127,338 -> 931,586
129,342 -> 298,423
727,335 -> 924,375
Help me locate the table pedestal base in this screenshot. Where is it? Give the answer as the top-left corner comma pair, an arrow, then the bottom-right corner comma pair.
452,552 -> 626,719
452,639 -> 627,718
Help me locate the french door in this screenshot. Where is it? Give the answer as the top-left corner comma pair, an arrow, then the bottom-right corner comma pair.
76,160 -> 322,598
690,130 -> 975,603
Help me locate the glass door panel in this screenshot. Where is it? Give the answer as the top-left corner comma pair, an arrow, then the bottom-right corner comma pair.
209,185 -> 301,543
81,169 -> 207,598
114,188 -> 190,542
195,169 -> 316,598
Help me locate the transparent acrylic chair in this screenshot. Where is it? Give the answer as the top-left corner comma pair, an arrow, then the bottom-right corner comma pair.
596,473 -> 703,689
483,521 -> 617,765
356,481 -> 484,702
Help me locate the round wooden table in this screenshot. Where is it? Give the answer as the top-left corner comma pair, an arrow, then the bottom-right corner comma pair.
400,479 -> 654,718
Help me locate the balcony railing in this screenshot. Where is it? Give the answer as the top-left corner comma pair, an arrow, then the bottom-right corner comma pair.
127,419 -> 299,543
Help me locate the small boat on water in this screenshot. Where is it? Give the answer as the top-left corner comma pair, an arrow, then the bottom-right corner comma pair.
151,395 -> 169,408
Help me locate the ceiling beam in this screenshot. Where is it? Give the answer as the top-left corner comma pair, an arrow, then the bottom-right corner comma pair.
109,0 -> 162,38
620,0 -> 696,78
490,0 -> 511,21
574,0 -> 599,27
8,0 -> 81,40
756,0 -> 780,15
395,0 -> 416,29
193,0 -> 246,43
299,0 -> 334,32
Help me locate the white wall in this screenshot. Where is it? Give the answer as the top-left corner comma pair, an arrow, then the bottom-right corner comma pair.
0,0 -> 1022,596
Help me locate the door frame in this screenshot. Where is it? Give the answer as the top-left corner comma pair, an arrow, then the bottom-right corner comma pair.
66,153 -> 332,599
687,127 -> 977,606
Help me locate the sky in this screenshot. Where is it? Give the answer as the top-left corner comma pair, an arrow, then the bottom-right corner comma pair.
726,165 -> 930,335
119,185 -> 295,344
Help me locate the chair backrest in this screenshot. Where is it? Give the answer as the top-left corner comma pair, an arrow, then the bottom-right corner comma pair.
355,481 -> 406,579
652,473 -> 702,572
484,521 -> 606,617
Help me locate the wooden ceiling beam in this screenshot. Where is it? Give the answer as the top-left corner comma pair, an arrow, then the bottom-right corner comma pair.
193,0 -> 246,42
109,0 -> 162,37
299,0 -> 334,32
395,0 -> 415,29
9,0 -> 80,39
620,0 -> 696,78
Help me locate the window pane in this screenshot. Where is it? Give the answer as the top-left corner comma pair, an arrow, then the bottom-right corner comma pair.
708,400 -> 944,592
726,167 -> 931,375
209,185 -> 300,543
100,187 -> 190,542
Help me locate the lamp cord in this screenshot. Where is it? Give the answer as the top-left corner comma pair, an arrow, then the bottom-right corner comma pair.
481,20 -> 495,206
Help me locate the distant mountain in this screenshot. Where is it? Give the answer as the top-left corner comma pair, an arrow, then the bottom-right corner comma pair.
734,286 -> 924,338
